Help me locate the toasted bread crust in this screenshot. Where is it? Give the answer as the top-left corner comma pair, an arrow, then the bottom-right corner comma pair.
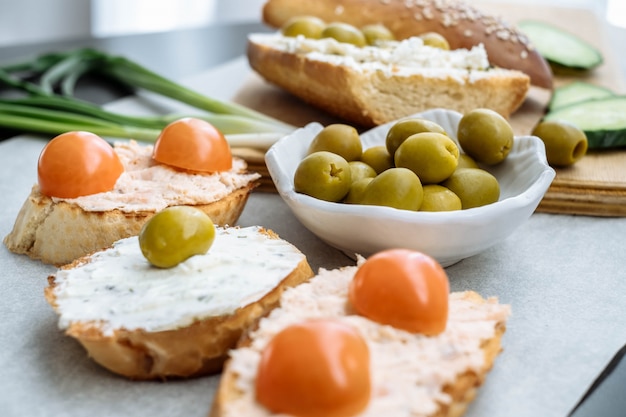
209,290 -> 507,417
261,0 -> 552,88
4,183 -> 256,266
246,38 -> 530,127
44,229 -> 314,380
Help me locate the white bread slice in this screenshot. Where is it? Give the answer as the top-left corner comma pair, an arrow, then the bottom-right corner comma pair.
44,226 -> 314,380
247,33 -> 530,127
210,263 -> 511,417
4,141 -> 260,266
260,0 -> 553,89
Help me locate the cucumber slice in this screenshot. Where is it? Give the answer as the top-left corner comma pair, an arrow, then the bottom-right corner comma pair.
549,81 -> 614,111
543,96 -> 626,148
518,20 -> 603,69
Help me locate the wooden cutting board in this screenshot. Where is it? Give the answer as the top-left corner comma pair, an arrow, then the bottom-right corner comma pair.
231,2 -> 626,216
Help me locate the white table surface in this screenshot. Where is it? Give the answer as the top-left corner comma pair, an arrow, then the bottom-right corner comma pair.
2,3 -> 626,415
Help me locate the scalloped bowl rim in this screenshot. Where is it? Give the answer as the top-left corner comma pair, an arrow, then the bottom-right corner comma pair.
265,108 -> 556,266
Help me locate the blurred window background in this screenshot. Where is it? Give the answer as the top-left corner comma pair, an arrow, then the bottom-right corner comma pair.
0,0 -> 623,47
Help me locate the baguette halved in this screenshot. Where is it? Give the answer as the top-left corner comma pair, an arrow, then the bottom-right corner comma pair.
211,263 -> 511,417
44,226 -> 314,380
247,33 -> 530,127
4,141 -> 260,266
261,0 -> 553,89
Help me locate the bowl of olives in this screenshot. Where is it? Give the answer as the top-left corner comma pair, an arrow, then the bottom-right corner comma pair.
265,108 -> 555,267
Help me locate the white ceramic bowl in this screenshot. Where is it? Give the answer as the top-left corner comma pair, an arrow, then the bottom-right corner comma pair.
265,109 -> 555,267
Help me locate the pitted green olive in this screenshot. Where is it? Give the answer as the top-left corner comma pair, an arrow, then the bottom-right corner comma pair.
361,145 -> 394,174
420,185 -> 462,212
294,151 -> 352,202
361,24 -> 395,45
281,16 -> 326,39
441,168 -> 500,209
349,161 -> 377,182
308,124 -> 362,161
394,132 -> 459,184
457,108 -> 514,165
321,22 -> 367,47
531,120 -> 588,166
386,118 -> 448,157
360,168 -> 424,211
419,32 -> 450,50
139,206 -> 216,268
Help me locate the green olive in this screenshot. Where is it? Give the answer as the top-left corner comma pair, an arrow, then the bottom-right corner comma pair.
457,108 -> 514,165
294,151 -> 352,202
361,145 -> 394,174
361,23 -> 395,45
281,16 -> 326,39
360,167 -> 424,211
321,22 -> 367,47
139,206 -> 216,268
419,32 -> 450,50
386,118 -> 448,156
394,132 -> 459,184
420,185 -> 462,212
441,168 -> 500,209
344,177 -> 373,204
349,161 -> 377,182
531,120 -> 588,167
308,124 -> 363,161
457,153 -> 480,169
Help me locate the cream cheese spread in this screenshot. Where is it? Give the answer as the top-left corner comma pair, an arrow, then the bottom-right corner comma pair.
51,226 -> 305,336
249,33 -> 498,81
53,140 -> 260,213
223,262 -> 511,417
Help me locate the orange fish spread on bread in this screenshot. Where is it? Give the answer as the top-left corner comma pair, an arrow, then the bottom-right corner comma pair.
211,249 -> 511,417
4,118 -> 260,266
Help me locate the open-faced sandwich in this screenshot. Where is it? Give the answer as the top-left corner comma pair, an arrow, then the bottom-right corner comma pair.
260,0 -> 553,89
44,207 -> 314,380
4,118 -> 260,266
211,249 -> 511,417
247,27 -> 531,127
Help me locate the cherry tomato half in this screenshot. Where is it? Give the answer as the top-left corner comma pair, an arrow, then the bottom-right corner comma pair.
37,131 -> 124,199
349,249 -> 449,335
152,118 -> 232,173
256,319 -> 371,417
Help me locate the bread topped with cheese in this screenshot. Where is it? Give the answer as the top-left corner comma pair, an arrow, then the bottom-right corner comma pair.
210,251 -> 511,417
260,0 -> 553,89
44,225 -> 314,380
4,139 -> 260,266
247,32 -> 530,127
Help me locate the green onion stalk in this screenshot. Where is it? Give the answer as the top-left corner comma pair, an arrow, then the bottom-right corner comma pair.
0,48 -> 295,150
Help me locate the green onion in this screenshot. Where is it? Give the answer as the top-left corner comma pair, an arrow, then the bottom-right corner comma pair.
0,48 -> 295,150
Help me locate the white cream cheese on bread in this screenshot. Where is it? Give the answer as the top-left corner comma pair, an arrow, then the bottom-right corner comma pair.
249,33 -> 499,81
54,140 -> 260,213
51,226 -> 306,336
223,264 -> 511,416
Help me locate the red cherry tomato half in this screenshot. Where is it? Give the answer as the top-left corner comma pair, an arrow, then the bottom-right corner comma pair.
152,118 -> 232,173
349,249 -> 449,335
256,319 -> 371,417
37,131 -> 124,199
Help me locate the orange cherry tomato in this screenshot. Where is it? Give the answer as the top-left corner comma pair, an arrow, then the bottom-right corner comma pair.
256,319 -> 371,417
152,117 -> 232,173
37,131 -> 124,199
349,249 -> 449,335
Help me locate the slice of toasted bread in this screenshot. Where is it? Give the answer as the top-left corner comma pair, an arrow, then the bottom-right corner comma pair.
210,264 -> 510,417
247,34 -> 530,127
44,226 -> 314,380
261,0 -> 553,89
4,141 -> 260,266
